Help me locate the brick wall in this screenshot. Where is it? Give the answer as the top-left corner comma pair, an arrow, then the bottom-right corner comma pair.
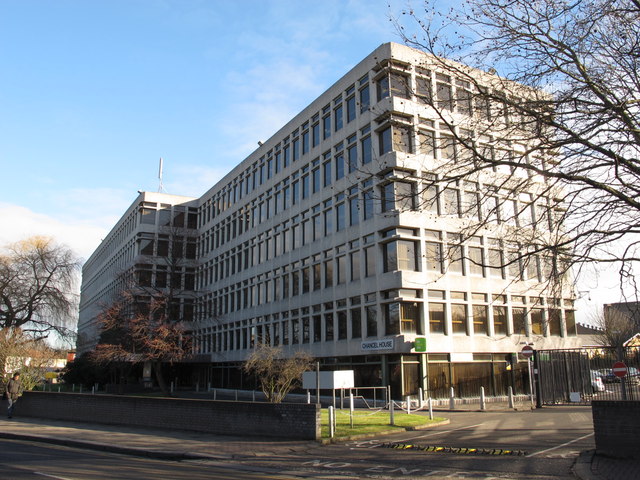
17,391 -> 320,440
592,400 -> 640,459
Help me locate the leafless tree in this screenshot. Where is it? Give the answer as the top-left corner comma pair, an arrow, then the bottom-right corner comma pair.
243,343 -> 314,403
0,237 -> 80,340
592,307 -> 639,351
390,0 -> 640,297
92,290 -> 192,394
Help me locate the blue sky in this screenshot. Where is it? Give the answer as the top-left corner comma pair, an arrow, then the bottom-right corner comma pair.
0,0 -> 616,320
0,0 -> 399,257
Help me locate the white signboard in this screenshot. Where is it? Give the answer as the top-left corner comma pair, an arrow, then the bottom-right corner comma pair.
361,339 -> 394,351
302,370 -> 355,389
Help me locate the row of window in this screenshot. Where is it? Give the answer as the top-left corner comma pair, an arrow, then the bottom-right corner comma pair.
199,74 -> 372,227
193,298 -> 576,355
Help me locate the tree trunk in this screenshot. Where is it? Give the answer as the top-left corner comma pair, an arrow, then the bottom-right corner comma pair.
153,361 -> 169,396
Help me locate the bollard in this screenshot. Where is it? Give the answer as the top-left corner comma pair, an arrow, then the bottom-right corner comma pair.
235,389 -> 238,401
307,391 -> 311,404
328,406 -> 335,438
72,384 -> 75,393
58,386 -> 61,393
480,386 -> 486,411
253,390 -> 256,402
207,382 -> 211,392
92,386 -> 95,395
196,382 -> 199,393
170,381 -> 174,394
213,389 -> 217,400
389,399 -> 395,425
406,395 -> 411,415
349,392 -> 354,428
508,386 -> 514,409
449,387 -> 455,410
428,397 -> 433,420
418,388 -> 424,410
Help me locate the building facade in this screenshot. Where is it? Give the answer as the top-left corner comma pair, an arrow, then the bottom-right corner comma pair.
79,43 -> 581,398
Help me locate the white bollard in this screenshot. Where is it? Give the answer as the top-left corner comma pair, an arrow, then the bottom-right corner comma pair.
389,399 -> 395,425
307,391 -> 310,404
207,382 -> 211,392
418,388 -> 424,409
235,389 -> 238,401
170,381 -> 174,394
213,389 -> 217,400
406,395 -> 411,415
449,387 -> 455,410
349,392 -> 354,428
328,406 -> 335,438
428,397 -> 434,420
508,386 -> 514,409
480,386 -> 486,411
253,390 -> 256,402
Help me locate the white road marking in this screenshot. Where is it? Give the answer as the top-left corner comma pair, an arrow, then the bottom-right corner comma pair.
525,432 -> 594,458
34,473 -> 76,480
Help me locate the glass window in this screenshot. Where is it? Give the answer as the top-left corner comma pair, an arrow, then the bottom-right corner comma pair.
366,305 -> 377,337
338,311 -> 347,340
429,303 -> 445,334
325,313 -> 334,341
347,95 -> 356,122
531,309 -> 544,335
351,307 -> 361,338
565,310 -> 577,336
347,143 -> 357,173
350,250 -> 360,280
323,161 -> 332,187
473,305 -> 489,335
337,255 -> 346,284
335,105 -> 343,131
493,306 -> 507,336
549,309 -> 562,336
393,124 -> 412,153
323,115 -> 331,140
360,84 -> 370,113
377,75 -> 389,100
335,153 -> 344,180
336,203 -> 345,231
363,188 -> 374,220
452,304 -> 467,334
379,126 -> 392,155
364,245 -> 375,277
426,241 -> 443,272
312,168 -> 320,193
513,307 -> 527,335
312,122 -> 320,147
362,135 -> 372,164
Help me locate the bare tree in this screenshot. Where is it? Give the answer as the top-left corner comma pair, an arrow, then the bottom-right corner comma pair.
243,343 -> 314,403
0,237 -> 80,340
391,0 -> 640,296
92,290 -> 191,394
592,307 -> 639,351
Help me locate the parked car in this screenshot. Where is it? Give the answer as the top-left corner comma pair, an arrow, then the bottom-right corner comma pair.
590,370 -> 605,392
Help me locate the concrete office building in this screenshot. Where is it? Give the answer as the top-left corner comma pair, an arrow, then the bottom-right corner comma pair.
78,43 -> 581,398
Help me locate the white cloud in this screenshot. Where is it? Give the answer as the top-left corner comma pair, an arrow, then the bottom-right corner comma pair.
0,203 -> 108,261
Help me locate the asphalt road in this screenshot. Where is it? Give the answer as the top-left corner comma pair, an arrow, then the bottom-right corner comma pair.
0,439 -> 301,480
228,405 -> 595,479
0,406 -> 595,480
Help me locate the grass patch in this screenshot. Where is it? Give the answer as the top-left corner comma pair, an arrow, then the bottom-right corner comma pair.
321,408 -> 445,438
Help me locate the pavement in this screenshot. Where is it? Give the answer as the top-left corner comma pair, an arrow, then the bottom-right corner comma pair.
2,405 -> 639,480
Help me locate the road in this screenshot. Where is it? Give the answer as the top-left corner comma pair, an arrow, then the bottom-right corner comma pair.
0,406 -> 594,480
0,439 -> 300,480
225,406 -> 595,479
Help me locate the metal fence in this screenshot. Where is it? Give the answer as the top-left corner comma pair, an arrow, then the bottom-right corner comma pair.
536,346 -> 640,405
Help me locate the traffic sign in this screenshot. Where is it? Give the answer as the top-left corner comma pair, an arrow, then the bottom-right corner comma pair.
521,345 -> 534,358
612,361 -> 628,378
414,337 -> 427,352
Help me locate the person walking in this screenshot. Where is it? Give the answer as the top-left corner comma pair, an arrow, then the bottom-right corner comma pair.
6,372 -> 22,419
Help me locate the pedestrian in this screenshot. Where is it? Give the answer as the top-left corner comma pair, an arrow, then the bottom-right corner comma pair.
6,372 -> 22,419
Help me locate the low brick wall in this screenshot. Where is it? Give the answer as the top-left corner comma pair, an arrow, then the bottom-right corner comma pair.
592,400 -> 640,459
16,391 -> 320,440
